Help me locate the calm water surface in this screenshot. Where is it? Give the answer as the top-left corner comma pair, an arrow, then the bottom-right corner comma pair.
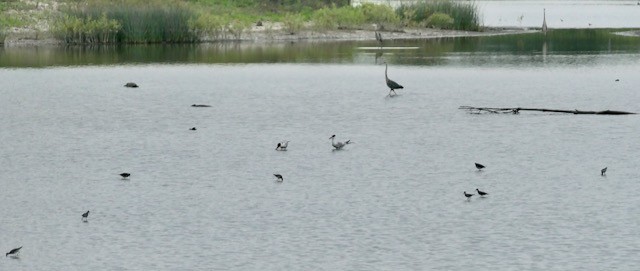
1,30 -> 640,270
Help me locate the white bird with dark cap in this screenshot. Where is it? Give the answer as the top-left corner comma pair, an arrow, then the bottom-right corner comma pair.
329,135 -> 352,150
276,141 -> 289,151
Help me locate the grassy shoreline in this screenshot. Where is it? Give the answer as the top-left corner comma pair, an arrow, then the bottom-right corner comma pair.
1,0 -> 486,45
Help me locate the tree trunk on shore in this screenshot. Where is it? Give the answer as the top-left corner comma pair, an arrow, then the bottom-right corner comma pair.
459,106 -> 636,115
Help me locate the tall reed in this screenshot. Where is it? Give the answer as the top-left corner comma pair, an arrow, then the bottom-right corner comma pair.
397,0 -> 481,31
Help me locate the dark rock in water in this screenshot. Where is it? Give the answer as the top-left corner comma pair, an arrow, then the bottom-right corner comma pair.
125,82 -> 138,88
191,104 -> 211,107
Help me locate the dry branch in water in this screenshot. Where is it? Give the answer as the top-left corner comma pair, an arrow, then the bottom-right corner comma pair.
459,106 -> 636,115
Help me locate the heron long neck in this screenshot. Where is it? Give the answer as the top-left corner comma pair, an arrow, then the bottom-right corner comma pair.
385,64 -> 388,80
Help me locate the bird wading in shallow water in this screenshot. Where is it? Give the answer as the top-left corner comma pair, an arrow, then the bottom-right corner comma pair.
276,141 -> 289,151
6,246 -> 22,257
476,189 -> 488,197
274,174 -> 283,182
384,62 -> 403,96
601,167 -> 607,176
82,210 -> 90,221
120,173 -> 130,179
375,31 -> 383,48
464,191 -> 474,200
475,163 -> 485,170
329,135 -> 351,150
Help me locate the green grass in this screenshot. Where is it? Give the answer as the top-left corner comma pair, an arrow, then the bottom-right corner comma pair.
397,0 -> 481,31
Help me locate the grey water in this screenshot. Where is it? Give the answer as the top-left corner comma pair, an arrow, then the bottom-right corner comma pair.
2,27 -> 640,271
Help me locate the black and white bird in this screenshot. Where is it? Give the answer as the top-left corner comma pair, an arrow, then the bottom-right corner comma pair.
6,246 -> 22,257
276,141 -> 289,151
464,191 -> 474,200
329,135 -> 351,150
475,163 -> 485,170
82,210 -> 90,221
384,62 -> 404,96
601,167 -> 607,176
476,189 -> 488,197
274,174 -> 283,182
120,173 -> 130,179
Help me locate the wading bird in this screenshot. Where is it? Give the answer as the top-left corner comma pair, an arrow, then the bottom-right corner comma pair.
476,189 -> 488,197
82,210 -> 90,221
274,174 -> 283,182
329,135 -> 351,150
190,127 -> 197,131
384,62 -> 403,96
475,163 -> 485,170
120,173 -> 130,179
601,167 -> 607,176
276,141 -> 289,151
375,31 -> 383,48
464,191 -> 474,200
6,246 -> 22,257
542,9 -> 548,33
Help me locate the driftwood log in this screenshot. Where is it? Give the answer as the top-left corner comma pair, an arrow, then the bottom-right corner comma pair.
459,106 -> 636,115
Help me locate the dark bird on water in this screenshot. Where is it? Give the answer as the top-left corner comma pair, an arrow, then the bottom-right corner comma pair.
191,104 -> 211,107
82,210 -> 90,221
329,135 -> 351,150
601,167 -> 607,176
476,189 -> 488,197
375,31 -> 383,47
124,82 -> 138,88
276,141 -> 289,151
6,246 -> 22,257
464,191 -> 474,200
383,62 -> 403,96
190,127 -> 197,131
120,173 -> 130,179
615,79 -> 620,82
274,174 -> 283,182
475,163 -> 485,170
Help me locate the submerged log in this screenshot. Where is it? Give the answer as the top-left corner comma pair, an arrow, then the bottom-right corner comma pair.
459,106 -> 636,115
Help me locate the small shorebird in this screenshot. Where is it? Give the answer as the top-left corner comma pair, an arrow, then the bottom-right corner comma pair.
464,191 -> 474,200
330,135 -> 351,150
190,127 -> 197,131
82,210 -> 90,221
475,163 -> 485,170
274,174 -> 283,182
6,246 -> 22,257
476,189 -> 488,197
120,173 -> 130,179
601,167 -> 607,176
276,141 -> 289,151
124,82 -> 138,88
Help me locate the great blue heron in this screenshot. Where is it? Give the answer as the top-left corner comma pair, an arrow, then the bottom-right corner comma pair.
124,82 -> 138,88
601,167 -> 607,176
329,135 -> 351,150
463,191 -> 474,200
475,163 -> 485,170
6,246 -> 22,257
542,9 -> 548,33
276,141 -> 289,151
476,189 -> 488,197
375,31 -> 383,48
384,62 -> 404,96
120,173 -> 130,179
82,210 -> 90,221
274,174 -> 283,182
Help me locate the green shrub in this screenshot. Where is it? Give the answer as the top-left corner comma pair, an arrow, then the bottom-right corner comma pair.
360,3 -> 399,30
282,13 -> 305,34
190,12 -> 226,39
426,12 -> 454,29
397,0 -> 480,31
311,7 -> 336,30
52,13 -> 121,43
311,5 -> 365,30
226,18 -> 251,40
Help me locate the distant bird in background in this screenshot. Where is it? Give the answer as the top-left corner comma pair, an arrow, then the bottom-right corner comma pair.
542,8 -> 548,33
476,189 -> 488,197
384,62 -> 404,96
375,31 -> 383,48
190,127 -> 197,131
329,135 -> 351,150
601,167 -> 607,176
124,82 -> 138,88
276,141 -> 289,151
120,173 -> 130,179
6,246 -> 22,257
191,104 -> 211,107
464,191 -> 474,200
615,79 -> 620,82
274,174 -> 283,182
475,163 -> 485,170
82,210 -> 90,221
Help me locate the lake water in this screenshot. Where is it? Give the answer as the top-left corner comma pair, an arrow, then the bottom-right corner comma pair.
2,28 -> 640,271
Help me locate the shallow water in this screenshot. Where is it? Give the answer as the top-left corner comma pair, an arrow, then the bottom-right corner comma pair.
2,31 -> 640,270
